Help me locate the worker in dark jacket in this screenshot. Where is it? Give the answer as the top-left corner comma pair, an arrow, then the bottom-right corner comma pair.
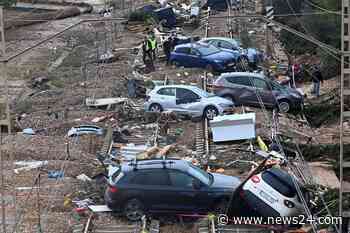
163,37 -> 172,65
311,65 -> 323,97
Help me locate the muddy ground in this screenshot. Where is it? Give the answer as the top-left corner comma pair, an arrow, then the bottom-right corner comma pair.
1,3 -> 349,233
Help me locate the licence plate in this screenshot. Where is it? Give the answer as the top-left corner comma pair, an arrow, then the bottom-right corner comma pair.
259,190 -> 277,204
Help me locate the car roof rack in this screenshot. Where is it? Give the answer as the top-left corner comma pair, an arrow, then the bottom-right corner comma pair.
128,156 -> 175,170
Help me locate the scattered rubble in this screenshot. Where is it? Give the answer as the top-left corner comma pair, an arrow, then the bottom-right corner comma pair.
1,0 -> 348,232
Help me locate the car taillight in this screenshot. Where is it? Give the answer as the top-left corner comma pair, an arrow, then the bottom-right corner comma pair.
109,185 -> 118,193
239,190 -> 245,198
251,175 -> 260,183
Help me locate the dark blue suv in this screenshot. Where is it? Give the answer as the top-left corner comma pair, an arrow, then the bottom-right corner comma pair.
105,159 -> 240,221
169,42 -> 237,73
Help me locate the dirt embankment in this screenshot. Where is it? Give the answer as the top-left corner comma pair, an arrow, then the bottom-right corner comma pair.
5,1 -> 93,29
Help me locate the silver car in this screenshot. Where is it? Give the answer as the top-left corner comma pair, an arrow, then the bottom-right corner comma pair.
144,85 -> 234,119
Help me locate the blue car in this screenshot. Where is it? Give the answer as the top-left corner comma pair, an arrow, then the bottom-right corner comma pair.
169,42 -> 237,73
200,37 -> 264,69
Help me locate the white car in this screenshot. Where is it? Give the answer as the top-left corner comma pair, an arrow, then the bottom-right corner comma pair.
238,167 -> 308,218
144,85 -> 234,119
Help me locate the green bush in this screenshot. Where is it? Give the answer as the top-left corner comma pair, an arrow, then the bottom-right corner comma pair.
0,0 -> 16,7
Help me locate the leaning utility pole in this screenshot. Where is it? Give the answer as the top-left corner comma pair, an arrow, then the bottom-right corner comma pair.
0,6 -> 8,233
0,6 -> 11,134
341,0 -> 350,232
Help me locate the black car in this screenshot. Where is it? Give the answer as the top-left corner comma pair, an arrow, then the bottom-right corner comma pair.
105,159 -> 240,221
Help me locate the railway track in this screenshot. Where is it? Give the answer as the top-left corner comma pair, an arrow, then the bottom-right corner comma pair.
195,73 -> 213,161
74,215 -> 160,233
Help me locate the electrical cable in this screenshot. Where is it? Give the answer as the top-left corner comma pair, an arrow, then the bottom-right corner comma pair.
221,10 -> 322,232
303,0 -> 341,15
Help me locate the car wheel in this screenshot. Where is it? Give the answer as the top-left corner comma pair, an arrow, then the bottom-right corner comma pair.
214,199 -> 229,214
206,64 -> 214,73
149,103 -> 162,113
171,60 -> 180,67
204,106 -> 218,120
278,100 -> 290,113
238,57 -> 249,71
124,199 -> 145,221
222,94 -> 234,103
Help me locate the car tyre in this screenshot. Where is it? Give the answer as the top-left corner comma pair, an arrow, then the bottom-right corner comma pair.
206,64 -> 214,73
214,199 -> 229,214
124,199 -> 145,221
204,106 -> 218,120
149,103 -> 163,113
278,99 -> 290,113
171,60 -> 180,67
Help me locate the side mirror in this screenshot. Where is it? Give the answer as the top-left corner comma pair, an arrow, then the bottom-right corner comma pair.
192,179 -> 202,190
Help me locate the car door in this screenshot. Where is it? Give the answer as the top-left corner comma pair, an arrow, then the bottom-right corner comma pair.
155,87 -> 176,110
128,169 -> 173,212
173,47 -> 190,67
188,48 -> 205,68
175,88 -> 203,116
225,76 -> 256,105
167,170 -> 210,213
251,77 -> 275,107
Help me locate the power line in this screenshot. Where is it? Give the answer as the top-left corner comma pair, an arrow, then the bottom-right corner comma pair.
303,0 -> 341,15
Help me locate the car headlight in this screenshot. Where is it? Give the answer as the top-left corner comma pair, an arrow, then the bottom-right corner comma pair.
291,93 -> 301,99
219,103 -> 233,108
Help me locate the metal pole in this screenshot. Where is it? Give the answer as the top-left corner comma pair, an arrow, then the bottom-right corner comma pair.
292,64 -> 296,88
1,7 -> 8,232
37,171 -> 42,233
340,0 -> 345,229
0,128 -> 6,233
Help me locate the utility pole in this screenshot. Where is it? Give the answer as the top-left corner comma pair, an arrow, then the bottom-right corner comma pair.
0,6 -> 11,135
1,132 -> 6,233
341,0 -> 350,232
0,6 -> 8,233
36,170 -> 42,233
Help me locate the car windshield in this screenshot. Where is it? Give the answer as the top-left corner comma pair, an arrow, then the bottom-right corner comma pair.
191,86 -> 215,98
187,163 -> 212,185
270,80 -> 287,91
197,45 -> 221,56
228,39 -> 240,48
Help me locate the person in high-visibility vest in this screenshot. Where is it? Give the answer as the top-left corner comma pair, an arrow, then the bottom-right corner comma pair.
142,35 -> 155,71
147,32 -> 157,61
